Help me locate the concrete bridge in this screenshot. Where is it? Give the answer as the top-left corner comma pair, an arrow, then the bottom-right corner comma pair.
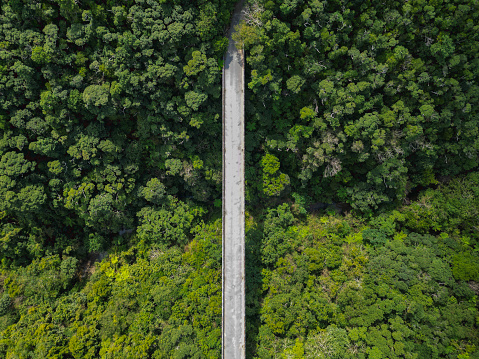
222,1 -> 245,358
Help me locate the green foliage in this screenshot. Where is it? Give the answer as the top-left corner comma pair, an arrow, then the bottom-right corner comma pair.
246,177 -> 479,358
0,221 -> 223,358
453,252 -> 479,281
1,1 -> 479,358
261,153 -> 290,197
305,326 -> 350,359
0,179 -> 478,358
4,255 -> 78,304
362,229 -> 389,247
261,203 -> 296,265
31,46 -> 51,64
400,172 -> 479,247
139,178 -> 166,205
82,83 -> 110,108
0,294 -> 12,316
136,197 -> 195,247
241,0 -> 479,211
0,0 -> 237,263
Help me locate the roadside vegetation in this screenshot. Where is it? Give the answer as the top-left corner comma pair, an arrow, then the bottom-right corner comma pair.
0,0 -> 478,358
0,171 -> 478,358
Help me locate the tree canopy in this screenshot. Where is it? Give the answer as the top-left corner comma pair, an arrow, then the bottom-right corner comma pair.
0,0 -> 235,264
238,0 -> 479,212
0,0 -> 478,357
0,172 -> 477,358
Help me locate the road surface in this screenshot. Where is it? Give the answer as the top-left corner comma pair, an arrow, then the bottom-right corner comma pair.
222,1 -> 245,358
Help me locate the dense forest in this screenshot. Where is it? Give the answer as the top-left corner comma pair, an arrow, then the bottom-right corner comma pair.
0,0 -> 236,263
0,168 -> 478,358
237,0 -> 479,212
0,0 -> 478,358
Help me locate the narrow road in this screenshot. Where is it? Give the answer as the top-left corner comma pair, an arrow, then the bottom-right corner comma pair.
222,1 -> 245,358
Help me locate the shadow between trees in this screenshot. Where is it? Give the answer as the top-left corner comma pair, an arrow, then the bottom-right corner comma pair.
245,215 -> 265,358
